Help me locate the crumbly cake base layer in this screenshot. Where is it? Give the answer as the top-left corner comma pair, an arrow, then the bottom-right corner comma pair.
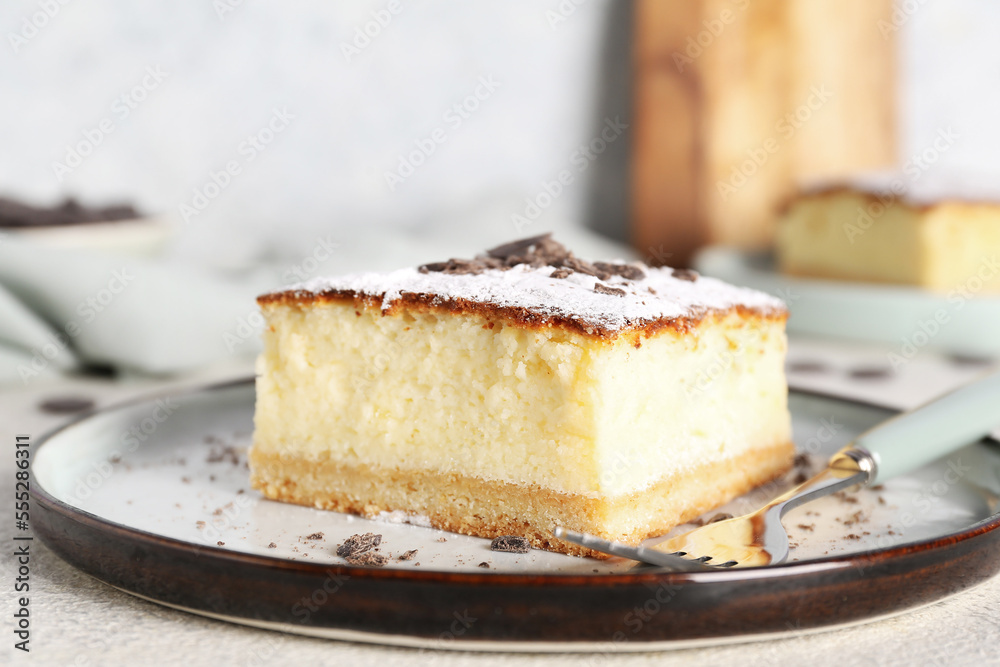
249,441 -> 794,558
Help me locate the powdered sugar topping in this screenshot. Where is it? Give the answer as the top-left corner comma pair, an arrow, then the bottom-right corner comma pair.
279,262 -> 785,333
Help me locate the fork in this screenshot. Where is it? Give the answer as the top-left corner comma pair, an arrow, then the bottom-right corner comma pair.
555,368 -> 1000,570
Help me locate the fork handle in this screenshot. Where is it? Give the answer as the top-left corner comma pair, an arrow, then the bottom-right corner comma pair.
850,369 -> 1000,485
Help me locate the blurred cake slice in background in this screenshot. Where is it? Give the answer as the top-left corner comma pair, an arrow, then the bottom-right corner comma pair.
776,177 -> 1000,292
0,195 -> 170,256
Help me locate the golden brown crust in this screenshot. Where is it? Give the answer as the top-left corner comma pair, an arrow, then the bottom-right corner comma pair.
777,184 -> 1000,218
257,288 -> 787,342
249,441 -> 795,559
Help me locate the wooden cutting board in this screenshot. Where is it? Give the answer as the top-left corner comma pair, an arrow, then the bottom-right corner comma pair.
631,0 -> 896,265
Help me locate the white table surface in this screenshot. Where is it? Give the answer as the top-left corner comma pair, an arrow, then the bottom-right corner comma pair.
2,338 -> 999,666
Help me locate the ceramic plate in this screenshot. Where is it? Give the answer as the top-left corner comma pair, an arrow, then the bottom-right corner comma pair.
31,379 -> 1000,651
694,247 -> 1000,356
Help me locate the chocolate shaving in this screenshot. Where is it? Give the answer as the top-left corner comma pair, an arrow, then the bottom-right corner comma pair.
671,268 -> 699,282
594,262 -> 646,281
402,235 -> 651,290
397,549 -> 418,561
485,233 -> 553,260
336,532 -> 382,557
418,258 -> 483,275
593,283 -> 626,297
345,551 -> 389,567
490,535 -> 530,553
562,255 -> 605,279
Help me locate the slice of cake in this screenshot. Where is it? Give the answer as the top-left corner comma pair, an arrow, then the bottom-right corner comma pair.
776,185 -> 1000,292
250,235 -> 792,557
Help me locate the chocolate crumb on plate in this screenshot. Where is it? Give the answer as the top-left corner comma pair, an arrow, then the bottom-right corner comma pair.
206,446 -> 241,465
947,353 -> 995,367
267,542 -> 277,549
217,541 -> 225,546
345,551 -> 389,567
397,549 -> 418,561
305,532 -> 324,540
491,535 -> 530,553
797,523 -> 815,532
787,360 -> 829,374
478,562 -> 491,569
38,396 -> 95,414
847,365 -> 893,380
337,532 -> 382,558
593,283 -> 626,297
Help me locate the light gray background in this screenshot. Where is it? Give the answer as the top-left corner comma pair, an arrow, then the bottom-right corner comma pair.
2,0 -> 1000,270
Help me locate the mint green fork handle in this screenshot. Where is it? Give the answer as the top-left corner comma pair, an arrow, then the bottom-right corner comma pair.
852,369 -> 1000,485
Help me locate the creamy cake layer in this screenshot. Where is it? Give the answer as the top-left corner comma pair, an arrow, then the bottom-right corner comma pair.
253,297 -> 790,499
777,188 -> 1000,291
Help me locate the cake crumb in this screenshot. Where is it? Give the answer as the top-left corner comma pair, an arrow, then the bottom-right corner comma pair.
478,562 -> 490,569
397,549 -> 418,561
491,535 -> 530,553
267,542 -> 277,549
337,532 -> 382,557
305,532 -> 324,541
797,524 -> 815,532
436,537 -> 447,543
217,541 -> 225,546
345,551 -> 389,567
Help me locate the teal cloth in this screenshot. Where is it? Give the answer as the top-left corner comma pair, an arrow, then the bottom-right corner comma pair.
0,237 -> 270,384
